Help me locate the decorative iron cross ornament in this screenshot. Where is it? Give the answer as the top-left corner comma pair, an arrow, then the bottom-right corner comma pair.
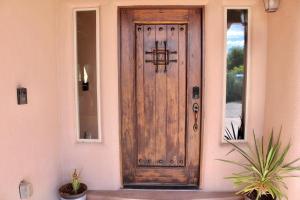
145,41 -> 177,73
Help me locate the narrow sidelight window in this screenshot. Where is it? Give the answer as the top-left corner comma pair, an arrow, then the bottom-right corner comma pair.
74,8 -> 101,143
223,8 -> 249,142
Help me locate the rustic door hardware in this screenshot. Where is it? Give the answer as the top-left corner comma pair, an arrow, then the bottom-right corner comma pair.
145,41 -> 177,73
193,103 -> 200,132
192,86 -> 200,99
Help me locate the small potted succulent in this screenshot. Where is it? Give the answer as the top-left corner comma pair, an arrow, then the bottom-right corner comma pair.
59,169 -> 87,200
218,130 -> 300,200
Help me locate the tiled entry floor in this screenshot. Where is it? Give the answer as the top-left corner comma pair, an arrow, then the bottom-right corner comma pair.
88,190 -> 243,200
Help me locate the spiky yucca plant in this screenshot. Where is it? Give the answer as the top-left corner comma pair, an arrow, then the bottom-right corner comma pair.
59,169 -> 87,200
72,169 -> 81,194
218,130 -> 300,200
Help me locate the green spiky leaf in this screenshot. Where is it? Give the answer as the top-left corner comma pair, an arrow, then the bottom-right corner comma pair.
218,129 -> 300,200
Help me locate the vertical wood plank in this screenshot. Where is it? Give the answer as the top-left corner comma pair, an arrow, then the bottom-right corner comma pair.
186,9 -> 202,185
166,25 -> 179,166
142,24 -> 156,166
177,24 -> 187,166
120,9 -> 136,182
136,25 -> 146,166
154,25 -> 168,166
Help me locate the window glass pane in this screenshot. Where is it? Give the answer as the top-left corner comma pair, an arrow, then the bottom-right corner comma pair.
224,9 -> 248,141
76,10 -> 99,140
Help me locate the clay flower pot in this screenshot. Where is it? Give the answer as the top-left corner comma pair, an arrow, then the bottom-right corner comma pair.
59,183 -> 87,200
244,193 -> 276,200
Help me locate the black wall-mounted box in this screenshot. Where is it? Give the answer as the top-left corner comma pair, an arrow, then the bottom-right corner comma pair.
17,88 -> 27,105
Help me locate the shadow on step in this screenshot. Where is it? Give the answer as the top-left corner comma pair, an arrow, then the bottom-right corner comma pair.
87,190 -> 243,200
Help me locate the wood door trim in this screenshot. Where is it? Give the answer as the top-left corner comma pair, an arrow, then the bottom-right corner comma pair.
119,7 -> 203,188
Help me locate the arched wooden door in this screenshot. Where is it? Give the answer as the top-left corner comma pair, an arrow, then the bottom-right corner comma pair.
120,8 -> 203,188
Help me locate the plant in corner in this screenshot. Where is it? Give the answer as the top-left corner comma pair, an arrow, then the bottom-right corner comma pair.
218,130 -> 300,200
59,169 -> 87,200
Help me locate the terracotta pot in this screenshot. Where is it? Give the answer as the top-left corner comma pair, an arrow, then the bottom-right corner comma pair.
59,183 -> 87,200
244,194 -> 276,200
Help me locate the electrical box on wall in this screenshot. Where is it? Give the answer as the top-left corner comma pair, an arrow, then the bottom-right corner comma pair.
19,180 -> 33,199
17,87 -> 27,105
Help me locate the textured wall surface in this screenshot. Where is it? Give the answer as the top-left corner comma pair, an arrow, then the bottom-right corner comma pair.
0,0 -> 270,199
264,1 -> 300,199
0,0 -> 61,199
58,0 -> 267,191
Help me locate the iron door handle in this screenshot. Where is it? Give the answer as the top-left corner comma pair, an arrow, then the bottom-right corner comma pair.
192,103 -> 199,132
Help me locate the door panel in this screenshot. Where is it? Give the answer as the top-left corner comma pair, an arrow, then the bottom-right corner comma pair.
137,24 -> 156,166
178,24 -> 187,166
120,8 -> 202,187
137,24 -> 186,167
166,25 -> 182,167
153,25 -> 167,167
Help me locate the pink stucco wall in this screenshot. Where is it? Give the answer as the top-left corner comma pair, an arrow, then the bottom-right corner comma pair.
0,0 -> 271,199
264,1 -> 300,199
58,0 -> 267,191
0,0 -> 61,199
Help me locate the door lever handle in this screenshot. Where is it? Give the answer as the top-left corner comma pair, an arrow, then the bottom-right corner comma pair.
192,103 -> 199,132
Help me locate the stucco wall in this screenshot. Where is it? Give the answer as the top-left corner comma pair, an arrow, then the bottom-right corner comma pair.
264,1 -> 300,199
0,0 -> 269,199
58,0 -> 267,191
0,0 -> 60,199
3,0 -> 300,198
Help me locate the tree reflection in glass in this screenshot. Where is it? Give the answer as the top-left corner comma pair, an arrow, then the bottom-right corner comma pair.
224,9 -> 248,141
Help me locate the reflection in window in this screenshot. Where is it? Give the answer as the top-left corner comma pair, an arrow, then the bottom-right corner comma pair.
76,10 -> 99,140
224,9 -> 248,141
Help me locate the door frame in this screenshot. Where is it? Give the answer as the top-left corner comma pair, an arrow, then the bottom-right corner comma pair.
118,6 -> 204,189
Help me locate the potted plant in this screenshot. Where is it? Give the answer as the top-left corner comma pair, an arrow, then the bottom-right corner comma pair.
218,130 -> 300,200
59,169 -> 87,200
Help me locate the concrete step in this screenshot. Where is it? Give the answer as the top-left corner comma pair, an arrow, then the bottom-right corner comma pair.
87,190 -> 244,200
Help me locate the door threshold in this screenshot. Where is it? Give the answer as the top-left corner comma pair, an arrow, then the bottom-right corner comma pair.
123,183 -> 199,190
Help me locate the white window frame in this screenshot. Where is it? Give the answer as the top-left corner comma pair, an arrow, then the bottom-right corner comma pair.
222,7 -> 251,143
73,7 -> 102,143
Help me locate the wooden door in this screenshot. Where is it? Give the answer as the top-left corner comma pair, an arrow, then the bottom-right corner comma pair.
120,8 -> 202,188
